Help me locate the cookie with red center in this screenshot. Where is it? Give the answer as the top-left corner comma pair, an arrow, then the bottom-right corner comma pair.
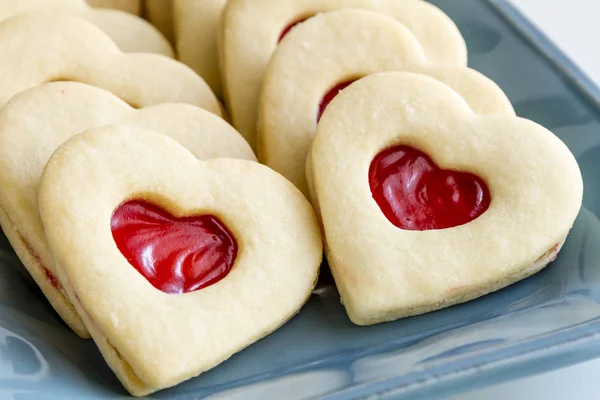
0,12 -> 217,113
258,10 -> 514,196
221,0 -> 467,149
174,0 -> 227,97
311,72 -> 582,325
0,0 -> 171,56
38,126 -> 321,396
0,81 -> 254,338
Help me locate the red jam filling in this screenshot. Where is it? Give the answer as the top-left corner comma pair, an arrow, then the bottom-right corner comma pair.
369,145 -> 491,230
317,79 -> 357,123
110,200 -> 237,294
278,17 -> 309,42
44,267 -> 60,289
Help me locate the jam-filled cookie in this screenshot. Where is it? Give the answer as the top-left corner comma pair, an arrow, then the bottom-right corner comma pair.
0,12 -> 218,113
174,0 -> 227,97
0,82 -> 253,337
221,0 -> 467,149
38,126 -> 321,396
0,0 -> 171,56
259,10 -> 513,196
311,72 -> 582,325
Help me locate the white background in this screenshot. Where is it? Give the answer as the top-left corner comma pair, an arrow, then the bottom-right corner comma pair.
457,1 -> 600,398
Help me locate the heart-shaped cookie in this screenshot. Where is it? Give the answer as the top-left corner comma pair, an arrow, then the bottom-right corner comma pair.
38,126 -> 322,396
0,0 -> 171,56
0,12 -> 217,113
258,10 -> 514,196
221,0 -> 467,149
0,81 -> 254,337
310,72 -> 582,325
174,0 -> 226,97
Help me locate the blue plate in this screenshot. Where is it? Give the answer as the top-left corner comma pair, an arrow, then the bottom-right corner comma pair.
3,0 -> 600,398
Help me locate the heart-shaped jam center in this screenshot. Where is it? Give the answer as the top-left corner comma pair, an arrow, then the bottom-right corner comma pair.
369,145 -> 491,230
111,200 -> 237,294
317,79 -> 357,123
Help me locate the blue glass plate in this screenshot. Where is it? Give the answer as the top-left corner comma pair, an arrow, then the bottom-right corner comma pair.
2,0 -> 600,398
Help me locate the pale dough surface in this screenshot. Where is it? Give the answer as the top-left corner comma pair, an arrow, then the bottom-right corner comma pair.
221,0 -> 467,149
0,82 -> 254,337
175,0 -> 227,97
0,0 -> 172,56
311,72 -> 583,325
0,12 -> 218,113
146,0 -> 174,43
87,0 -> 141,14
259,10 -> 514,196
38,127 -> 322,396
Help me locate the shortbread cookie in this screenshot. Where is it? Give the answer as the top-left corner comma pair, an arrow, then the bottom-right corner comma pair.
0,13 -> 218,114
0,82 -> 254,337
87,0 -> 141,14
311,72 -> 582,325
221,0 -> 467,149
259,10 -> 513,196
175,0 -> 227,97
146,0 -> 174,43
0,0 -> 171,56
38,126 -> 321,396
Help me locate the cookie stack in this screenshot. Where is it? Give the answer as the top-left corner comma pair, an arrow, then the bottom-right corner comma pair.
0,0 -> 583,397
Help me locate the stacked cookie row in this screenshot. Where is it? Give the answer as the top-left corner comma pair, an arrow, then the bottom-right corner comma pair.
0,0 -> 583,397
212,1 -> 580,328
0,1 -> 321,396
